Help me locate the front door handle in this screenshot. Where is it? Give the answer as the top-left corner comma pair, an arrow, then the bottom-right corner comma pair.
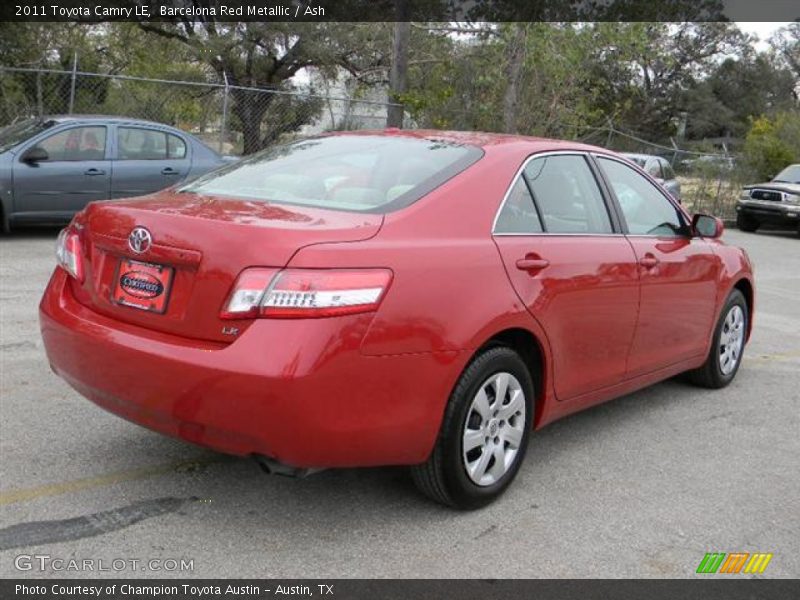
639,255 -> 659,269
161,167 -> 179,175
84,168 -> 105,176
516,257 -> 550,272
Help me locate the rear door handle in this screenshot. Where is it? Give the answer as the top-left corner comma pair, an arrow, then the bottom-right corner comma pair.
84,168 -> 105,176
161,167 -> 179,175
639,255 -> 659,269
516,257 -> 550,272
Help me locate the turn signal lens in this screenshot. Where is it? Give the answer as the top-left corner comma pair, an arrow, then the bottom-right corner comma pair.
55,228 -> 84,282
221,268 -> 392,320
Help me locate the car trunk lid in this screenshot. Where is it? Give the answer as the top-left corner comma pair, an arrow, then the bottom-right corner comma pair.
72,191 -> 383,342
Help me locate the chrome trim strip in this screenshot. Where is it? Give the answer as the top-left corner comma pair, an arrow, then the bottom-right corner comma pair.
493,232 -> 625,237
739,199 -> 792,209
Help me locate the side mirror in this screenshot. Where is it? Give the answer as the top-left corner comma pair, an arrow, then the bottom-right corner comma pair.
21,146 -> 49,163
693,213 -> 724,239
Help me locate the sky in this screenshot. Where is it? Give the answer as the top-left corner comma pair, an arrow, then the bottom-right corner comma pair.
737,22 -> 787,50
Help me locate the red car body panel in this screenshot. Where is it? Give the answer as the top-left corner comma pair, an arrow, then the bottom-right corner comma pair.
39,130 -> 755,468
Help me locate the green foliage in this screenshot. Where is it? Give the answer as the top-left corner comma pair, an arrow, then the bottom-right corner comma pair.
1,20 -> 798,159
742,113 -> 800,180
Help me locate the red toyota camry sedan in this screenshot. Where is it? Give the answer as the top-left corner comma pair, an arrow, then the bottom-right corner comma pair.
40,130 -> 754,508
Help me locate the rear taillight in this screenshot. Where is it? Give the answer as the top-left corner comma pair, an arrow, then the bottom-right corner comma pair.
55,228 -> 84,282
221,268 -> 392,320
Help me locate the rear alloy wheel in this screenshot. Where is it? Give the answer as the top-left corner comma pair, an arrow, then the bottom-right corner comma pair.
688,289 -> 748,389
736,213 -> 759,233
411,346 -> 534,509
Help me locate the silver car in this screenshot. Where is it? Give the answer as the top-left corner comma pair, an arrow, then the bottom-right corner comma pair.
0,115 -> 231,231
623,153 -> 682,202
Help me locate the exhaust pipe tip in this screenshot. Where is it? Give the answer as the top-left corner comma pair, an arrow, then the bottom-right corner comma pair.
253,455 -> 323,479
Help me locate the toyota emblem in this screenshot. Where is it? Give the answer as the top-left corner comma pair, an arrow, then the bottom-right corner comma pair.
128,227 -> 152,254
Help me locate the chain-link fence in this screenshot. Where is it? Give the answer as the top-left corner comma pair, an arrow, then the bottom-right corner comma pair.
1,66 -> 745,219
0,66 -> 398,156
579,124 -> 744,220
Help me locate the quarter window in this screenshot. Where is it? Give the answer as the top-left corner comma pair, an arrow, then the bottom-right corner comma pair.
494,178 -> 543,234
35,126 -> 106,161
523,155 -> 613,234
597,157 -> 687,237
118,127 -> 187,160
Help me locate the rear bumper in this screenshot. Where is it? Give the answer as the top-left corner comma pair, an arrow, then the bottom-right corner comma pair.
737,202 -> 800,228
40,269 -> 462,468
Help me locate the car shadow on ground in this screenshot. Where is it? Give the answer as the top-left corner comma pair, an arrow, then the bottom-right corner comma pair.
54,374 -> 708,525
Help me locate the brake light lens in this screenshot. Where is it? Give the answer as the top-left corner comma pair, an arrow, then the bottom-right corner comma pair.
55,228 -> 84,282
219,268 -> 278,319
221,268 -> 392,319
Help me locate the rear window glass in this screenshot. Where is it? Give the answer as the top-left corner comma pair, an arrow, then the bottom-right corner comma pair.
179,135 -> 482,212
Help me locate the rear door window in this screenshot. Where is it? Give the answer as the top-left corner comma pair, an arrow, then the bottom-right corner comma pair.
523,155 -> 613,234
167,133 -> 187,159
118,127 -> 187,160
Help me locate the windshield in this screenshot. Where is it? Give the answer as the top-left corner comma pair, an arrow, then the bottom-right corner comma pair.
773,165 -> 800,184
0,119 -> 56,153
180,134 -> 483,212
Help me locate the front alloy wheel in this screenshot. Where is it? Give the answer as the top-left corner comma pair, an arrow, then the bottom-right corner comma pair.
719,304 -> 745,376
688,288 -> 748,388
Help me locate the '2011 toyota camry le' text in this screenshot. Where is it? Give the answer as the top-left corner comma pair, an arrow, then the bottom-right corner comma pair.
40,130 -> 755,508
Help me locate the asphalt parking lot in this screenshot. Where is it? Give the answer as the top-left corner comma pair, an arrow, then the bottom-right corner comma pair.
0,227 -> 798,579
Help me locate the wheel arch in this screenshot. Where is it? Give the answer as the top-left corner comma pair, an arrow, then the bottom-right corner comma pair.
0,194 -> 9,232
473,327 -> 548,428
732,277 -> 754,342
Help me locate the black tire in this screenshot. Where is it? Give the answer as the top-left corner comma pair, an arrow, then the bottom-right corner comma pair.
411,346 -> 534,509
736,213 -> 759,233
687,289 -> 748,389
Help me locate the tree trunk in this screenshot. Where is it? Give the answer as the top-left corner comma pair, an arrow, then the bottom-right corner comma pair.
232,88 -> 272,155
503,24 -> 528,134
387,3 -> 411,128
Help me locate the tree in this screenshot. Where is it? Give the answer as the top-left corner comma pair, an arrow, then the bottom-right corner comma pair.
742,113 -> 800,180
585,22 -> 749,141
387,0 -> 411,128
502,24 -> 528,133
138,20 -> 382,153
682,52 -> 797,140
771,23 -> 800,81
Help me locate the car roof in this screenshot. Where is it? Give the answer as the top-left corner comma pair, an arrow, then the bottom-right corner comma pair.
42,115 -> 181,128
332,128 -> 619,157
622,152 -> 659,161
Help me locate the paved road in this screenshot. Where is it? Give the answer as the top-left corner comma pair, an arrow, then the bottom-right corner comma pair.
0,228 -> 798,579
